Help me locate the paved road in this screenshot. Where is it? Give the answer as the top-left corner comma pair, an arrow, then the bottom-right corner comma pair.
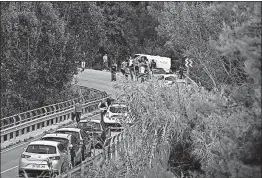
1,69 -> 114,178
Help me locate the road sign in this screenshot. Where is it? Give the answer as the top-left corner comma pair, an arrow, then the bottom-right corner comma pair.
185,58 -> 193,68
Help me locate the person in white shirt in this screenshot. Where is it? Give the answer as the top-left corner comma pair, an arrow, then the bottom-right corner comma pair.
103,54 -> 108,71
128,57 -> 134,80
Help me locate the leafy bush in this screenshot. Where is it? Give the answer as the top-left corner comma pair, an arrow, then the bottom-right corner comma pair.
96,76 -> 261,178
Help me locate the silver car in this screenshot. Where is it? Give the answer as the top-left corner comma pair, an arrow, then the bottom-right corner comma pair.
41,133 -> 82,166
18,140 -> 69,177
55,127 -> 91,160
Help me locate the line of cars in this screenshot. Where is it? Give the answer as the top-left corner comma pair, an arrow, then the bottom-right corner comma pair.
18,125 -> 98,177
18,102 -> 130,177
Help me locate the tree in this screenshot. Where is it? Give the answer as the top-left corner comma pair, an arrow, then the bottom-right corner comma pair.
1,2 -> 78,117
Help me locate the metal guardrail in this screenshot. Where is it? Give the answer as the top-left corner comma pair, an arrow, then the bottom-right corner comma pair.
55,152 -> 103,178
0,86 -> 110,143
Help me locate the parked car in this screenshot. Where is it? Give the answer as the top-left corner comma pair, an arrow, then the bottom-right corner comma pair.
158,74 -> 177,86
41,133 -> 82,166
55,127 -> 91,160
103,103 -> 131,129
79,119 -> 105,148
18,140 -> 69,177
152,68 -> 167,79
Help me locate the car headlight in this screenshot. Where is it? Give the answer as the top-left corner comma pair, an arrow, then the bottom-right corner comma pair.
49,156 -> 60,160
21,154 -> 31,158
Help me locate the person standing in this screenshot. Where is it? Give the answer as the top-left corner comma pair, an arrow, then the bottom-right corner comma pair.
150,59 -> 156,70
74,102 -> 82,127
179,66 -> 184,79
121,60 -> 127,76
98,99 -> 108,123
111,61 -> 117,81
133,58 -> 139,80
69,144 -> 76,167
81,61 -> 86,72
124,59 -> 129,79
103,54 -> 108,71
128,57 -> 134,80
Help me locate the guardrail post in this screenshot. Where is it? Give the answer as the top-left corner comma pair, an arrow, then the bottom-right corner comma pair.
6,133 -> 10,142
13,131 -> 17,139
68,170 -> 72,178
80,162 -> 85,177
18,129 -> 22,137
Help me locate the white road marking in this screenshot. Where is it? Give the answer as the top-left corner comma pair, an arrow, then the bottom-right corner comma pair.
1,166 -> 18,174
1,114 -> 100,154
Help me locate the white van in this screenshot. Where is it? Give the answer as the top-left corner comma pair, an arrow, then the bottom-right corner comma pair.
133,54 -> 171,73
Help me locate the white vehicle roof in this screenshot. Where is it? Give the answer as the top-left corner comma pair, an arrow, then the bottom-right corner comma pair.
42,133 -> 71,139
28,140 -> 60,146
80,119 -> 101,123
56,127 -> 81,132
110,103 -> 127,107
134,54 -> 170,60
164,74 -> 176,78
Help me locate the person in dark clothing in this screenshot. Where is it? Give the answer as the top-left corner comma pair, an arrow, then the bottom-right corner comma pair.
98,99 -> 108,122
179,66 -> 184,79
111,62 -> 117,81
106,98 -> 112,107
74,102 -> 82,127
150,59 -> 156,69
69,144 -> 76,167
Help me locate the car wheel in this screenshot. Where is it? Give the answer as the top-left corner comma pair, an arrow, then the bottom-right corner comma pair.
60,162 -> 69,173
53,172 -> 59,177
18,170 -> 25,178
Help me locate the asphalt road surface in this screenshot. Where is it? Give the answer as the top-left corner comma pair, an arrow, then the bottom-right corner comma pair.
1,69 -> 114,178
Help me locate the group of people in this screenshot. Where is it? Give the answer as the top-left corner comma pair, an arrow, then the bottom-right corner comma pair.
121,56 -> 156,81
102,53 -> 159,82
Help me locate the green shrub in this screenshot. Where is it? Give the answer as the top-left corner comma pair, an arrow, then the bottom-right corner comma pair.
97,77 -> 261,178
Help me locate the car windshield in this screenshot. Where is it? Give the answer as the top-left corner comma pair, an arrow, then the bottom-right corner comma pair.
153,68 -> 166,74
165,76 -> 176,81
26,145 -> 56,154
109,106 -> 128,113
41,137 -> 69,147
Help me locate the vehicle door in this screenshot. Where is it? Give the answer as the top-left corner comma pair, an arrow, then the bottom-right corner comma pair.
57,143 -> 69,166
71,134 -> 82,162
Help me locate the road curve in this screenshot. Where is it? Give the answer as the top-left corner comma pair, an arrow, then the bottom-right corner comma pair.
1,69 -> 114,178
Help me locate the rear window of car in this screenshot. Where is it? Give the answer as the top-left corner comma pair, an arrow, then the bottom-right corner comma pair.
79,122 -> 92,131
109,106 -> 128,113
56,131 -> 80,140
41,137 -> 69,147
26,145 -> 56,154
153,68 -> 166,74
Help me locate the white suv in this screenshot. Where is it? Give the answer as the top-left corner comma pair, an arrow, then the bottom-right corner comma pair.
103,103 -> 131,128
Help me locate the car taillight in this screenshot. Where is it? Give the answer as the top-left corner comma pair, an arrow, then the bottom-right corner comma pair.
21,154 -> 31,158
49,156 -> 60,160
106,112 -> 109,118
